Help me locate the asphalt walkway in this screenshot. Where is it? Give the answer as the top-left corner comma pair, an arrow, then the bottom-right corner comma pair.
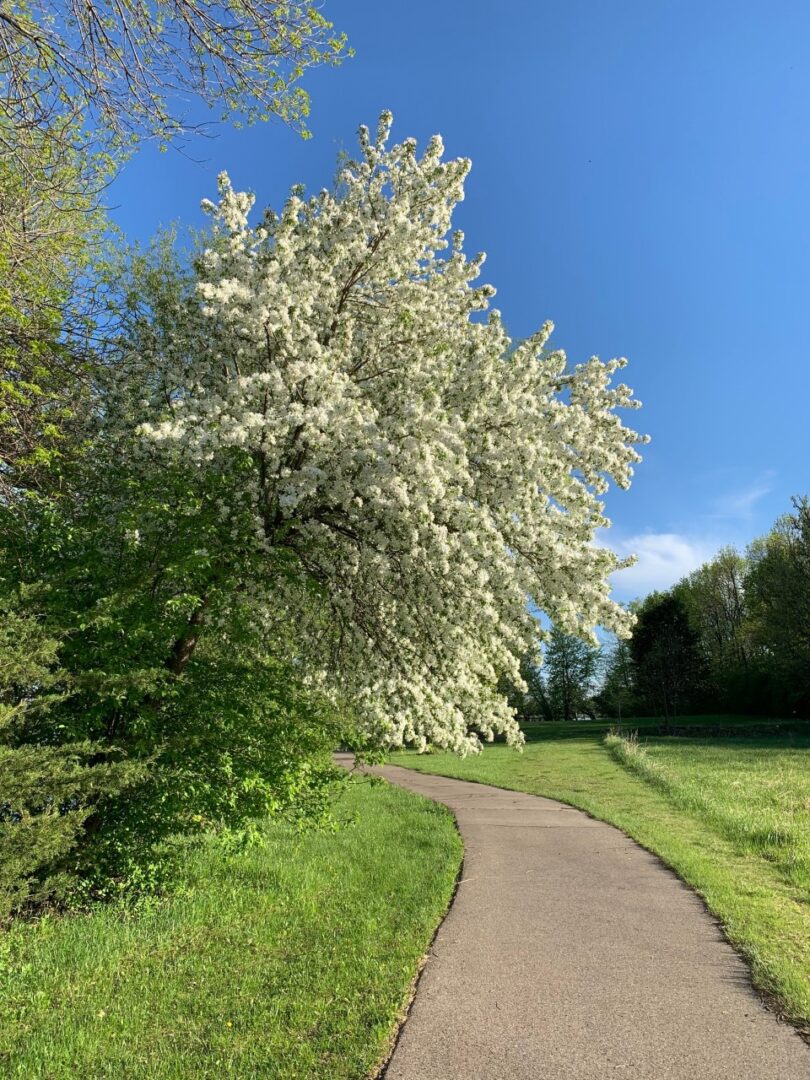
337,756 -> 810,1079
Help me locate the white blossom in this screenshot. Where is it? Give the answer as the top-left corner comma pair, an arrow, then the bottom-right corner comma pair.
136,114 -> 646,753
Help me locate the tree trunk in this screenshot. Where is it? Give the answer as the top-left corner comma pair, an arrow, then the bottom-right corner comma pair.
166,597 -> 208,676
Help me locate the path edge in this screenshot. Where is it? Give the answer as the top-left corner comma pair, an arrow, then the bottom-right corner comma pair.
388,757 -> 810,1048
339,762 -> 467,1080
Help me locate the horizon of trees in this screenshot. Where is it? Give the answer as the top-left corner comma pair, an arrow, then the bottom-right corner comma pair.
514,496 -> 810,729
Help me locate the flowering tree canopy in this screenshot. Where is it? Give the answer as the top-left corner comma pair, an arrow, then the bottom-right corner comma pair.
134,113 -> 645,753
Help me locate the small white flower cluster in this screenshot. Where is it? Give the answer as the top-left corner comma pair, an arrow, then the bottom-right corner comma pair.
138,113 -> 646,753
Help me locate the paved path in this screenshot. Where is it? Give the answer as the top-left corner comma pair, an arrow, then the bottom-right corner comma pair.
336,756 -> 810,1080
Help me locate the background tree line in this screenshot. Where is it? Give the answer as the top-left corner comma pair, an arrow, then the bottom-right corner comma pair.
512,496 -> 810,730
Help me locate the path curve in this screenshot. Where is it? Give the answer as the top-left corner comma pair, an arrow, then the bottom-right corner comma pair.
337,756 -> 810,1080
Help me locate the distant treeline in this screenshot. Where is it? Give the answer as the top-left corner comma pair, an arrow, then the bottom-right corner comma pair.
512,496 -> 810,729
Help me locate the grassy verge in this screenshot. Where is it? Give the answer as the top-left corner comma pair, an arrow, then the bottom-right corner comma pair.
0,777 -> 462,1079
605,730 -> 810,888
391,718 -> 810,1028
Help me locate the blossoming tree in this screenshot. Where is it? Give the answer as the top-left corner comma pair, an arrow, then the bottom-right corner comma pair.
134,114 -> 645,753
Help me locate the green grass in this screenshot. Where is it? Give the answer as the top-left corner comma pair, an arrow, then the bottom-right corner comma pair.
0,777 -> 462,1079
606,730 -> 810,889
391,716 -> 810,1029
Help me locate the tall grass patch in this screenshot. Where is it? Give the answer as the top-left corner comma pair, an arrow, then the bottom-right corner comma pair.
607,731 -> 810,891
0,777 -> 462,1079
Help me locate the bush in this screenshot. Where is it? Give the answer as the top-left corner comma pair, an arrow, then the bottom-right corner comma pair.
0,741 -> 145,919
77,643 -> 349,889
0,600 -> 146,917
0,601 -> 349,914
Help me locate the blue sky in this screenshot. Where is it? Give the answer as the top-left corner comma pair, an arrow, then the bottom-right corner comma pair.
109,0 -> 810,602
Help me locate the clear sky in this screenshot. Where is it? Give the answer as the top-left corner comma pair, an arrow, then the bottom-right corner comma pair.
109,0 -> 810,602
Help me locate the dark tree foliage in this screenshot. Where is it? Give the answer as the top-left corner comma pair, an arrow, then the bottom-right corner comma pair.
544,626 -> 600,723
612,496 -> 810,724
629,591 -> 706,732
0,601 -> 147,919
745,497 -> 810,717
596,635 -> 638,721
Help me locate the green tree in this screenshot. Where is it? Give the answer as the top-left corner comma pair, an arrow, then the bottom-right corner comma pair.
0,130 -> 107,499
630,591 -> 705,732
745,497 -> 810,716
0,383 -> 346,899
0,1 -> 350,163
0,1 -> 353,912
545,626 -> 601,723
0,592 -> 149,918
673,547 -> 753,711
597,634 -> 637,722
0,191 -> 334,911
502,647 -> 553,721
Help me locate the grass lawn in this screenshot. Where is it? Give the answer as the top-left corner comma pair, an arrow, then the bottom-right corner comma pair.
607,729 -> 810,890
0,776 -> 462,1079
391,716 -> 810,1030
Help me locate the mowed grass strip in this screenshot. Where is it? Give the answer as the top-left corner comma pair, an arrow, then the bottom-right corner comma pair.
391,718 -> 810,1028
606,730 -> 810,889
0,777 -> 462,1079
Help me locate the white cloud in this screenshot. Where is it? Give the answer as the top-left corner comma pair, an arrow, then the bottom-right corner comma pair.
606,532 -> 719,601
596,475 -> 774,605
710,473 -> 774,520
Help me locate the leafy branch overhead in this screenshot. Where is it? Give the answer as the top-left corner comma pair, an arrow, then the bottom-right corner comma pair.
0,2 -> 349,499
0,1 -> 350,158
